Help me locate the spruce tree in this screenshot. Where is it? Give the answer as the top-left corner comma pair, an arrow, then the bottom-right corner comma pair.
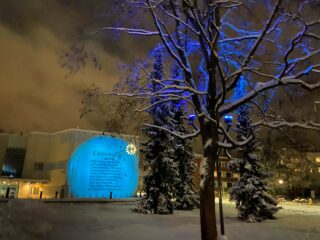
172,107 -> 199,210
228,77 -> 280,222
136,53 -> 179,214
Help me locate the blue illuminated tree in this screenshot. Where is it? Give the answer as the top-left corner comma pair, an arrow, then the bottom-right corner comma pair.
228,77 -> 280,222
104,1 -> 320,239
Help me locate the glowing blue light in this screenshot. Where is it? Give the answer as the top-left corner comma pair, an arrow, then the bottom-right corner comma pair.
188,114 -> 196,122
67,136 -> 139,199
224,115 -> 233,126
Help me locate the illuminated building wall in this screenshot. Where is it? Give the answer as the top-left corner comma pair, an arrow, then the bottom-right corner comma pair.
193,155 -> 240,191
68,136 -> 138,198
0,129 -> 139,199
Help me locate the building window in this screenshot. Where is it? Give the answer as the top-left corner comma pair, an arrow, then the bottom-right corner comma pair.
34,162 -> 44,171
227,182 -> 233,188
226,172 -> 232,178
2,148 -> 26,177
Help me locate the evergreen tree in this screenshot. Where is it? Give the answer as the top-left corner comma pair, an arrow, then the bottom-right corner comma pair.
135,53 -> 179,214
172,107 -> 199,210
228,78 -> 280,222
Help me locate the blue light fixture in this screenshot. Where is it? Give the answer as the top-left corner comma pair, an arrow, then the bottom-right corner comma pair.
223,115 -> 233,127
188,114 -> 196,125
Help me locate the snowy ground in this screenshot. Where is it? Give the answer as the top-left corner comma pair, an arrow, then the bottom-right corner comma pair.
0,199 -> 319,240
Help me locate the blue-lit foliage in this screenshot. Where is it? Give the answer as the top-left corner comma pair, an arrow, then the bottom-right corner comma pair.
112,0 -> 317,120
67,136 -> 139,199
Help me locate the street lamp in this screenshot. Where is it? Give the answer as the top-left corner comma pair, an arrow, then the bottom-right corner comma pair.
224,115 -> 233,127
217,115 -> 233,236
278,179 -> 284,185
188,114 -> 199,132
188,114 -> 196,125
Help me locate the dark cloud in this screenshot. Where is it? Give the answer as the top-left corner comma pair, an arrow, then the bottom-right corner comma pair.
0,0 -> 154,133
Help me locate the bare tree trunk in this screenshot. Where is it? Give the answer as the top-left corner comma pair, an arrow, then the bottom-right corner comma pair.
199,124 -> 219,240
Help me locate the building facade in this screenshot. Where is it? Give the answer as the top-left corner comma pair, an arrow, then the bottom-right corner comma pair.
0,129 -> 139,199
193,155 -> 240,192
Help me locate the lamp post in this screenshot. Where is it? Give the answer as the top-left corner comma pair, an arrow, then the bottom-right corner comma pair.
217,115 -> 233,236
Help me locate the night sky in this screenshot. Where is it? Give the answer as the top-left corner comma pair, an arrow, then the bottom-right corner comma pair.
0,0 -> 153,133
0,0 -> 319,147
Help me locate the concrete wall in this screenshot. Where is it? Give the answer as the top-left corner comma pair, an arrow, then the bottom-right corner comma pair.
0,134 -> 9,176
22,133 -> 52,180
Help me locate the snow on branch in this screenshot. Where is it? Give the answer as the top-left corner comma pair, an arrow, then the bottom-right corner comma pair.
219,76 -> 320,116
143,123 -> 200,139
146,0 -> 191,74
223,0 -> 282,94
219,35 -> 260,43
253,119 -> 320,132
217,124 -> 253,149
91,27 -> 166,36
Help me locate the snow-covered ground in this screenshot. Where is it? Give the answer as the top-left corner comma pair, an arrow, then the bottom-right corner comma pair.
0,199 -> 319,240
279,202 -> 320,215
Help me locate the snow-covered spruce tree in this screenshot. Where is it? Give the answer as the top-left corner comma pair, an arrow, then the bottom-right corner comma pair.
171,107 -> 199,210
136,53 -> 179,214
228,79 -> 280,222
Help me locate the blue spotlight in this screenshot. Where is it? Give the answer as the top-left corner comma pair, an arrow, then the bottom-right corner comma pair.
223,115 -> 233,127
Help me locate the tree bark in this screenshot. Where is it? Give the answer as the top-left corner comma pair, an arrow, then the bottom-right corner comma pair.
199,123 -> 219,240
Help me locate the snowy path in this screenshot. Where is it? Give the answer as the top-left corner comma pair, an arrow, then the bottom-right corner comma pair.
0,200 -> 319,240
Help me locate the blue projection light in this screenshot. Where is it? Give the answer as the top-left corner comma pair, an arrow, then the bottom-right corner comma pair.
67,136 -> 139,199
224,115 -> 233,127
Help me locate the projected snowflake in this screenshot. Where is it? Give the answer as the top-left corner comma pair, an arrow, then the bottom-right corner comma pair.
126,144 -> 137,155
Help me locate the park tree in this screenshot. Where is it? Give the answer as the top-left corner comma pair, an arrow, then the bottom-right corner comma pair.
227,78 -> 280,222
172,107 -> 199,210
80,86 -> 143,134
135,52 -> 179,214
261,140 -> 320,199
100,1 -> 320,239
